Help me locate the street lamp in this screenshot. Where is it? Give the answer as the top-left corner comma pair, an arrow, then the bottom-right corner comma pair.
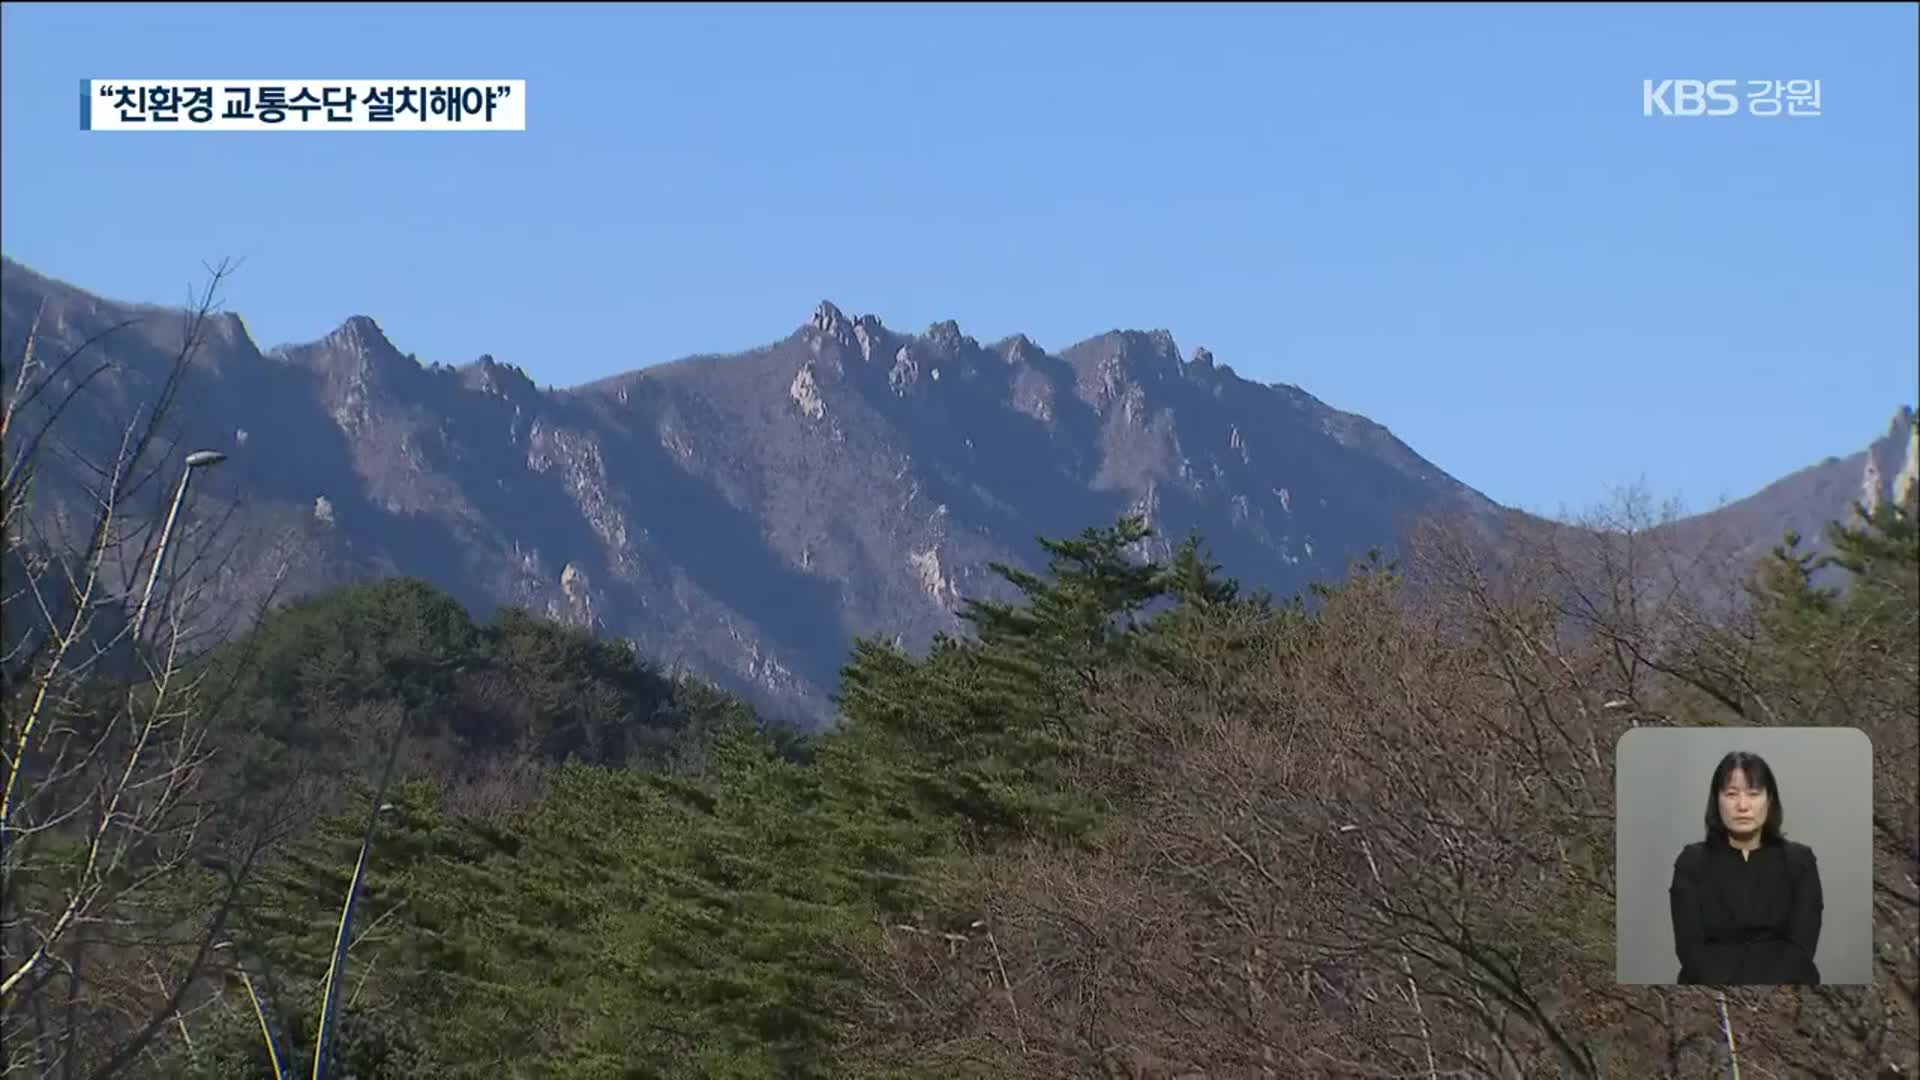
311,782 -> 401,1080
214,941 -> 287,1080
130,449 -> 228,643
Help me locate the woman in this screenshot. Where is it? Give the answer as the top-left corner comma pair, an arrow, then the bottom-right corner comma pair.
1668,750 -> 1823,985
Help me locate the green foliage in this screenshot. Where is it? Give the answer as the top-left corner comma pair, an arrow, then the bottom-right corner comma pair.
191,506 -> 1920,1078
158,516 -> 1250,1078
200,742 -> 904,1077
831,516 -> 1243,843
176,998 -> 432,1080
209,577 -> 483,720
194,579 -> 735,790
1738,489 -> 1919,721
1161,528 -> 1245,608
478,604 -> 687,764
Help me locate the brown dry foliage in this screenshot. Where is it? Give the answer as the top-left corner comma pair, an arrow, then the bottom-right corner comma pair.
850,493 -> 1919,1080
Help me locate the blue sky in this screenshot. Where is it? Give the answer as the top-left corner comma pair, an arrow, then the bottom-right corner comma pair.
3,2 -> 1915,517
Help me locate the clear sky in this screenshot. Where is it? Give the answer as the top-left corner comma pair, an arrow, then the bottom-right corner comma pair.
3,2 -> 1915,517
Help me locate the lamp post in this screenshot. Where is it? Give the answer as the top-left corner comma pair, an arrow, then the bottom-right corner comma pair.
130,449 -> 227,643
214,941 -> 286,1080
1717,990 -> 1744,1080
0,447 -> 232,1047
311,721 -> 403,1080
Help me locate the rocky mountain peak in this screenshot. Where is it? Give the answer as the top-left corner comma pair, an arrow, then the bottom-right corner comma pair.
331,314 -> 397,355
1894,418 -> 1920,507
924,319 -> 977,356
18,256 -> 1871,729
849,313 -> 889,364
1000,333 -> 1044,365
810,300 -> 846,335
289,314 -> 413,381
802,300 -> 864,366
1060,329 -> 1186,415
1084,329 -> 1183,375
462,353 -> 540,401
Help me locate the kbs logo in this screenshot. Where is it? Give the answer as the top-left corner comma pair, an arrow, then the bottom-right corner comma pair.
1643,79 -> 1824,118
1642,79 -> 1739,117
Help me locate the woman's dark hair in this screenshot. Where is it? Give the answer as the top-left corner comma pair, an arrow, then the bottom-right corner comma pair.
1703,750 -> 1786,845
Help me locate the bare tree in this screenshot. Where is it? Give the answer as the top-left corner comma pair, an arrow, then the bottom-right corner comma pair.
1,262 -> 304,1079
846,489 -> 1915,1079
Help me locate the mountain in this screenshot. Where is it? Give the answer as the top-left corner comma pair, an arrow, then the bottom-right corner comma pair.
1,256 -> 1907,725
1656,406 -> 1918,591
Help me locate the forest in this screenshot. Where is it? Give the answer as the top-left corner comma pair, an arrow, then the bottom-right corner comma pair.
4,293 -> 1916,1079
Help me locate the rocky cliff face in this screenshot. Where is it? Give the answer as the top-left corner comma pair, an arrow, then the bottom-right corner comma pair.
3,257 -> 1901,726
1893,415 -> 1920,508
1654,405 -> 1919,588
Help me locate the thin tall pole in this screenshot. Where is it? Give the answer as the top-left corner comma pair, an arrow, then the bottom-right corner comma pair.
1717,991 -> 1743,1080
240,967 -> 286,1080
310,723 -> 404,1080
130,467 -> 195,644
215,940 -> 286,1080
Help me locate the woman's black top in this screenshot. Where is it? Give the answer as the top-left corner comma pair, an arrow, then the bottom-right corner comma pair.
1668,837 -> 1823,985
